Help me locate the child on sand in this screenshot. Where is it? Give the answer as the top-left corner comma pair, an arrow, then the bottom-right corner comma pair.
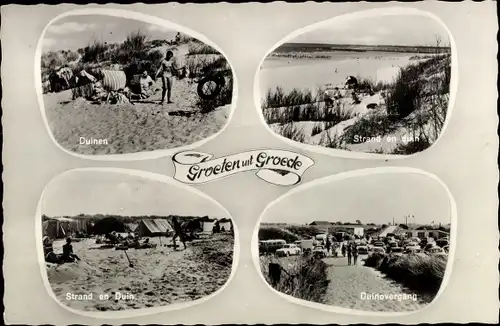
171,216 -> 187,250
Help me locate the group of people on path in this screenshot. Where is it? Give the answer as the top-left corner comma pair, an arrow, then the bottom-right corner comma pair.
340,242 -> 359,266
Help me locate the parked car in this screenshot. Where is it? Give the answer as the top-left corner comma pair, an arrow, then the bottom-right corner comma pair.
357,245 -> 369,255
426,246 -> 447,257
443,245 -> 450,253
371,247 -> 386,254
276,244 -> 302,257
405,241 -> 420,248
436,238 -> 449,248
373,242 -> 386,249
409,237 -> 421,244
312,246 -> 328,258
388,241 -> 399,248
424,243 -> 442,252
259,239 -> 286,255
424,246 -> 446,255
390,247 -> 404,256
404,246 -> 422,254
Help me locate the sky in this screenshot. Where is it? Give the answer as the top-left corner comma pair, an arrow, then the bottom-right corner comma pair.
292,14 -> 450,47
41,171 -> 227,219
263,173 -> 451,226
43,15 -> 179,52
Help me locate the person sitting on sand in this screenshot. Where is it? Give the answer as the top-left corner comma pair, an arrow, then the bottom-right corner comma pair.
155,50 -> 183,105
62,238 -> 81,263
139,70 -> 155,99
171,216 -> 187,250
43,236 -> 53,257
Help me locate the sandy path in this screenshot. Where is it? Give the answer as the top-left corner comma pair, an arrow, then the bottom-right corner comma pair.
47,235 -> 233,311
323,256 -> 427,312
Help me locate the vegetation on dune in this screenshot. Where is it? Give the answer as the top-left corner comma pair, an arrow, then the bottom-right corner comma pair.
278,122 -> 306,143
364,252 -> 447,299
258,227 -> 299,243
187,43 -> 220,55
260,255 -> 330,303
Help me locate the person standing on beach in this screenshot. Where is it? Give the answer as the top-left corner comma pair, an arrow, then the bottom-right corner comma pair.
155,50 -> 181,105
352,245 -> 359,266
171,216 -> 187,250
346,243 -> 352,266
325,237 -> 331,256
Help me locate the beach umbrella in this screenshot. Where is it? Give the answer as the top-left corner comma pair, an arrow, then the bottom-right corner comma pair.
117,247 -> 134,268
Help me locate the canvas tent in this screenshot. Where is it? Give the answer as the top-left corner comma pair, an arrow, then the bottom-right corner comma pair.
42,217 -> 88,239
218,218 -> 232,231
125,223 -> 138,232
136,219 -> 174,237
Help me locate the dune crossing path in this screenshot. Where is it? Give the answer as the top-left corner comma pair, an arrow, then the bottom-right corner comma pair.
322,256 -> 426,312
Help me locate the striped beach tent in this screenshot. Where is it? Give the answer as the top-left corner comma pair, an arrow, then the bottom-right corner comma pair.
101,70 -> 127,91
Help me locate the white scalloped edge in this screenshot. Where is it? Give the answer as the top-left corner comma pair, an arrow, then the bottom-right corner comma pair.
251,166 -> 457,316
35,167 -> 240,318
254,6 -> 458,160
35,8 -> 238,161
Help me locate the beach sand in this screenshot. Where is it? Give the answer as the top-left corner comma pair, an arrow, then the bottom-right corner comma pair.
45,234 -> 234,311
42,77 -> 231,155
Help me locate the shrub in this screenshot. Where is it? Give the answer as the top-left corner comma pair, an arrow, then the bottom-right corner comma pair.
263,87 -> 314,109
391,137 -> 431,155
258,227 -> 299,243
187,43 -> 219,55
364,253 -> 447,297
260,255 -> 330,303
81,40 -> 110,63
342,113 -> 399,144
283,225 -> 322,239
279,123 -> 306,143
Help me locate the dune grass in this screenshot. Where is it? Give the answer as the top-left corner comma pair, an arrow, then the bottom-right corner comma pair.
187,43 -> 220,55
364,253 -> 447,297
260,255 -> 330,303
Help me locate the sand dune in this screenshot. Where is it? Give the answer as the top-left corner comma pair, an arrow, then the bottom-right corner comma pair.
46,234 -> 234,311
43,78 -> 230,155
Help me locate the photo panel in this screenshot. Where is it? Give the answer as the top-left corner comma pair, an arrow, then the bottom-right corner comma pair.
37,169 -> 237,315
38,13 -> 235,157
254,169 -> 455,314
257,10 -> 454,157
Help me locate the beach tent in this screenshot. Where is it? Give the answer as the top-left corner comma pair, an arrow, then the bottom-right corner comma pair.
92,217 -> 126,235
42,217 -> 87,239
42,220 -> 59,239
136,219 -> 174,237
201,220 -> 216,233
218,218 -> 232,232
125,223 -> 138,232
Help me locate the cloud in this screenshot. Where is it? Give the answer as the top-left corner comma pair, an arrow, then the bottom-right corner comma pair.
43,37 -> 57,49
146,24 -> 174,33
47,22 -> 96,35
374,26 -> 392,35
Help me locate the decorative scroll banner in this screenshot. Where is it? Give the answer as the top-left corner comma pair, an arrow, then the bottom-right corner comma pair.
172,150 -> 315,186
